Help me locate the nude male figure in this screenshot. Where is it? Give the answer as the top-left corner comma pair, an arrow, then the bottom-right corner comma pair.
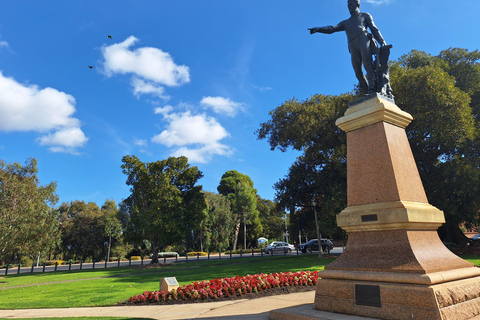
309,0 -> 388,96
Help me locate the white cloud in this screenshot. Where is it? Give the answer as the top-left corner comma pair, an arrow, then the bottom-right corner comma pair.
37,127 -> 87,148
153,105 -> 174,116
131,77 -> 169,100
170,143 -> 232,163
0,41 -> 9,49
101,36 -> 190,98
0,72 -> 88,153
200,96 -> 244,117
151,111 -> 232,163
134,139 -> 148,147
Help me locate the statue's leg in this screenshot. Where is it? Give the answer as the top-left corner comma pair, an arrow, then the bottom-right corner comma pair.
350,47 -> 368,94
360,41 -> 376,94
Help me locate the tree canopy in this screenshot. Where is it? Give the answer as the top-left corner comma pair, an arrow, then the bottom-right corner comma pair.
0,158 -> 59,264
257,48 -> 480,244
121,155 -> 205,263
218,170 -> 261,249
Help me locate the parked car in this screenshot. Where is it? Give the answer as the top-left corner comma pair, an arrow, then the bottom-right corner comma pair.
262,241 -> 295,254
299,239 -> 334,254
471,234 -> 480,240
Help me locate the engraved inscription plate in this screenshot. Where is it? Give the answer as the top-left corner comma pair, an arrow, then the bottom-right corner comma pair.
355,284 -> 381,307
165,277 -> 178,286
361,214 -> 378,222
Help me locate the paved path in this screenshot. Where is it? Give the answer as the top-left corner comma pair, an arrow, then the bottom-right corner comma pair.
0,291 -> 377,320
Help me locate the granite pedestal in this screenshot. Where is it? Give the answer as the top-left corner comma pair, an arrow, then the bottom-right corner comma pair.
272,95 -> 480,320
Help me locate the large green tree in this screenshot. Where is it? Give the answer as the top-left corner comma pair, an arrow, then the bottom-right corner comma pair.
257,48 -> 480,244
256,196 -> 285,241
59,200 -> 106,261
0,158 -> 59,265
217,170 -> 261,249
101,199 -> 122,262
200,192 -> 235,252
121,155 -> 205,263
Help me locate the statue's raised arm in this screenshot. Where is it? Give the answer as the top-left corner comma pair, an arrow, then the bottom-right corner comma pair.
308,0 -> 393,99
308,22 -> 345,35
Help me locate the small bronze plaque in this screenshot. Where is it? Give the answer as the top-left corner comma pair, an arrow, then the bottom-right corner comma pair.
355,284 -> 381,307
361,214 -> 378,222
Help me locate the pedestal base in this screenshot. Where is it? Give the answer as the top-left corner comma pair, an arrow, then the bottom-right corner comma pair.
314,275 -> 480,320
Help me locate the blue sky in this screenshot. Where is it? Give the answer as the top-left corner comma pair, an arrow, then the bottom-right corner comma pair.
1,0 -> 479,206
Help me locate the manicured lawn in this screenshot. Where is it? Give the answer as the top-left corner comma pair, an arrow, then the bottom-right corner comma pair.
0,255 -> 334,309
1,255 -> 478,310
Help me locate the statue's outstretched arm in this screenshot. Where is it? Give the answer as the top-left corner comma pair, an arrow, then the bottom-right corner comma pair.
309,22 -> 345,34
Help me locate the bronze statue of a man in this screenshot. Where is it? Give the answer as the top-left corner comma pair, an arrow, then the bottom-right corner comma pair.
309,0 -> 393,98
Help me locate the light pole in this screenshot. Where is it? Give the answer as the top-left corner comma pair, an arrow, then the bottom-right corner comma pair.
312,198 -> 324,258
284,213 -> 289,243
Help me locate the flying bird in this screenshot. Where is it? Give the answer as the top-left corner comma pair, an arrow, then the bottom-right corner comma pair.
88,66 -> 95,69
108,35 -> 112,39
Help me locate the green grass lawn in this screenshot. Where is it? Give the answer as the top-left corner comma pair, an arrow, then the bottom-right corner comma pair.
0,255 -> 334,309
1,255 -> 479,310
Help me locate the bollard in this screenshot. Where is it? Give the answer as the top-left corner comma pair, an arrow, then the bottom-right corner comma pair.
164,256 -> 166,264
93,260 -> 95,269
240,249 -> 243,258
197,252 -> 199,261
118,258 -> 121,267
284,248 -> 287,256
261,249 -> 263,257
105,259 -> 108,269
54,262 -> 58,272
252,248 -> 254,257
186,252 -> 188,262
5,264 -> 8,276
129,257 -> 131,266
17,264 -> 21,274
80,260 -> 83,270
230,250 -> 232,259
31,263 -> 35,273
208,252 -> 210,261
176,255 -> 178,262
297,247 -> 299,255
69,261 -> 72,271
141,257 -> 143,265
43,262 -> 46,273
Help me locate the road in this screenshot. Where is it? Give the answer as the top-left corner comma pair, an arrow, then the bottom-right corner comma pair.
2,247 -> 344,276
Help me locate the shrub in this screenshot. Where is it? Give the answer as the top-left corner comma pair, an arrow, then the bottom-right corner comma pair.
157,252 -> 179,258
130,256 -> 142,261
187,252 -> 208,257
45,260 -> 65,266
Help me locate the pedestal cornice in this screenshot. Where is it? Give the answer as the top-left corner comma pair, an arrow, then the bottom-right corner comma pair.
336,201 -> 445,232
336,95 -> 413,132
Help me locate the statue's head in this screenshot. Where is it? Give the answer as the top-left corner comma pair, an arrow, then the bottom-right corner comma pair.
348,0 -> 360,14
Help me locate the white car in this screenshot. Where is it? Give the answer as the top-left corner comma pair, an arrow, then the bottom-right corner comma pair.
262,241 -> 295,254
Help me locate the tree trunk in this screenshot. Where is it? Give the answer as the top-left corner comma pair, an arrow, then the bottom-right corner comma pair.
107,235 -> 112,262
243,214 -> 247,250
439,220 -> 470,246
151,238 -> 160,264
232,221 -> 241,250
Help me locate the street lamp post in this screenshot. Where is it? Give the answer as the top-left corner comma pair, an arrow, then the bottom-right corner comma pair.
312,199 -> 324,258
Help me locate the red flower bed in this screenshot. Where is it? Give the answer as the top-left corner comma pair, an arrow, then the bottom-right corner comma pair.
126,271 -> 319,304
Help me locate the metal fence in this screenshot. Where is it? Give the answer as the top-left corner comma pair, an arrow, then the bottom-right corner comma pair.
2,247 -> 307,276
